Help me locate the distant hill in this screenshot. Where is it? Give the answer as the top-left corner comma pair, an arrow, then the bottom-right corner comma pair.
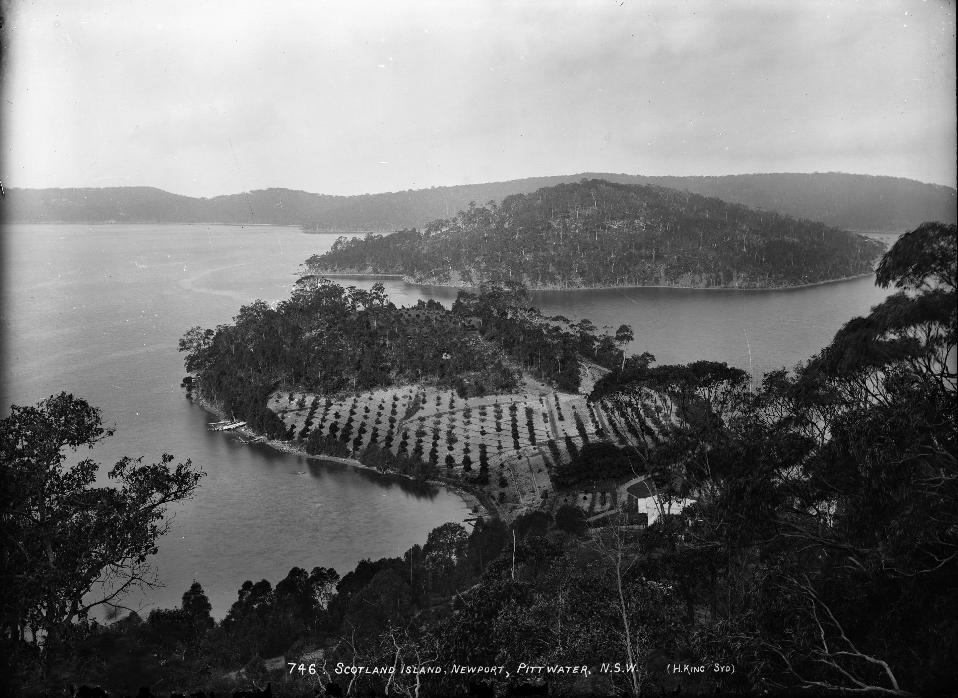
633,173 -> 957,232
306,179 -> 886,290
5,172 -> 955,232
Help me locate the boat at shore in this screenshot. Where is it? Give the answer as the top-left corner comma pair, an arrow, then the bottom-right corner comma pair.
209,420 -> 246,431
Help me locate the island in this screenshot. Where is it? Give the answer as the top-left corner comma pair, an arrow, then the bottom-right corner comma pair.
305,179 -> 886,290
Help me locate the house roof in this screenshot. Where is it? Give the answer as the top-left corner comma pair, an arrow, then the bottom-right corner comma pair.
626,479 -> 654,499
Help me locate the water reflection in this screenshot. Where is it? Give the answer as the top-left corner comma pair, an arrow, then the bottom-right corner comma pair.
237,440 -> 445,500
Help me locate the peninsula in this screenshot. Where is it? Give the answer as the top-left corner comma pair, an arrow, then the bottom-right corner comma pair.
179,279 -> 692,522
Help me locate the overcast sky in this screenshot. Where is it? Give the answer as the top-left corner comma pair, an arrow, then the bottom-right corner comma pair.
3,0 -> 955,197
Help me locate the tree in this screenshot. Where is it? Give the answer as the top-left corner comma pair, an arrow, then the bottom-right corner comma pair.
554,442 -> 643,489
768,222 -> 957,695
0,393 -> 203,671
875,221 -> 956,292
144,607 -> 193,651
590,521 -> 643,695
422,522 -> 468,592
221,579 -> 276,661
569,317 -> 596,356
181,581 -> 214,635
553,504 -> 587,536
342,568 -> 414,641
615,324 -> 634,370
512,510 -> 552,541
681,222 -> 958,695
177,326 -> 216,373
273,565 -> 340,634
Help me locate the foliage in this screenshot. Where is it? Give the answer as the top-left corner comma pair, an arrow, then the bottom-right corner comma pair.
450,284 -> 625,389
553,503 -> 588,536
553,442 -> 644,489
638,221 -> 958,695
0,393 -> 202,685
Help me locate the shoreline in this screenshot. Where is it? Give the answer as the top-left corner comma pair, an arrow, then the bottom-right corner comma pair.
190,392 -> 498,521
309,270 -> 877,293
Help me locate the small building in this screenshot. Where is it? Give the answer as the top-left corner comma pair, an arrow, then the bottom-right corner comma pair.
626,479 -> 654,501
626,478 -> 694,525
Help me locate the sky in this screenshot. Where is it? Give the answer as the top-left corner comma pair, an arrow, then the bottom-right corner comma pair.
2,0 -> 955,197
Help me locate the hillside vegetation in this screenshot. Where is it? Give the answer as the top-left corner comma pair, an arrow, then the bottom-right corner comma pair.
307,179 -> 885,289
7,171 -> 955,231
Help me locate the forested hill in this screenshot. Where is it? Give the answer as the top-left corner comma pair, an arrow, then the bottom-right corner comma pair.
635,172 -> 957,232
6,172 -> 955,232
306,179 -> 885,290
3,186 -> 342,227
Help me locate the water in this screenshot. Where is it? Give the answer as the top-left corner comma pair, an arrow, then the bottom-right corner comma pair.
1,224 -> 896,617
529,279 -> 896,379
1,224 -> 470,618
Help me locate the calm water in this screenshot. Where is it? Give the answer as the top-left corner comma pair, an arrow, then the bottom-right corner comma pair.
2,224 -> 895,617
1,224 -> 470,618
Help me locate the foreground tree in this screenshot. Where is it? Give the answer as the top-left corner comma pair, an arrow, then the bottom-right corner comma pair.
623,222 -> 956,695
615,323 -> 635,369
767,222 -> 957,695
689,222 -> 957,695
0,393 -> 203,677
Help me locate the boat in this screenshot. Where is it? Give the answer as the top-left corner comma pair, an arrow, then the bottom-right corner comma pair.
209,420 -> 246,432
